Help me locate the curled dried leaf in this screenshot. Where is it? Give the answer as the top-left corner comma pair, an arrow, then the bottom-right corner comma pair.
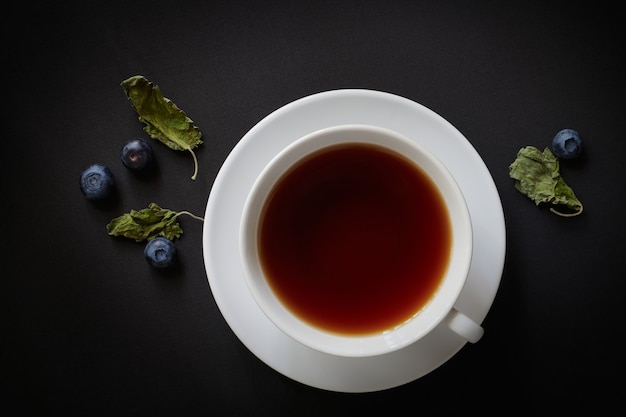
106,203 -> 203,242
121,75 -> 203,180
509,146 -> 583,217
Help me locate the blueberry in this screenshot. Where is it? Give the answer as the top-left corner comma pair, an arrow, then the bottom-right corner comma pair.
551,129 -> 582,160
144,237 -> 177,268
121,138 -> 153,170
79,164 -> 115,200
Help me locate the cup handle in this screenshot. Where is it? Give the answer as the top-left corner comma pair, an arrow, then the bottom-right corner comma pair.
445,308 -> 484,343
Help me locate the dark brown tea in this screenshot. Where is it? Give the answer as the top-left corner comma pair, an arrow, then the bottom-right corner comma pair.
258,143 -> 452,335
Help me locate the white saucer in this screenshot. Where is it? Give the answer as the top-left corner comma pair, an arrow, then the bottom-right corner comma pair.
202,89 -> 506,393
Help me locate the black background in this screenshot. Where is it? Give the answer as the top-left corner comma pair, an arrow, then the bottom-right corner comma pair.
4,1 -> 625,415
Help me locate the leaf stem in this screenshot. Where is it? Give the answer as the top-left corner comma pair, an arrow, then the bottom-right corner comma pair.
550,205 -> 584,217
189,148 -> 199,180
176,210 -> 204,222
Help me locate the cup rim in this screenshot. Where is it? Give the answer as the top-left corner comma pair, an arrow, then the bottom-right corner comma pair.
239,124 -> 473,357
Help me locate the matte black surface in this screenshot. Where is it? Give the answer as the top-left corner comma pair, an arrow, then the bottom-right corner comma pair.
4,1 -> 625,415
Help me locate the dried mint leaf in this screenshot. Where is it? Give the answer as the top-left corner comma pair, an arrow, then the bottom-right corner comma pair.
121,75 -> 203,180
509,146 -> 583,217
106,203 -> 203,242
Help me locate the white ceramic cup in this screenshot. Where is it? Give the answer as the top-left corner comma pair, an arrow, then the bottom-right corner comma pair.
240,124 -> 483,357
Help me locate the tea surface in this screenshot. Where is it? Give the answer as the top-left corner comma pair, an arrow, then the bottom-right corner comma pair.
259,143 -> 452,335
